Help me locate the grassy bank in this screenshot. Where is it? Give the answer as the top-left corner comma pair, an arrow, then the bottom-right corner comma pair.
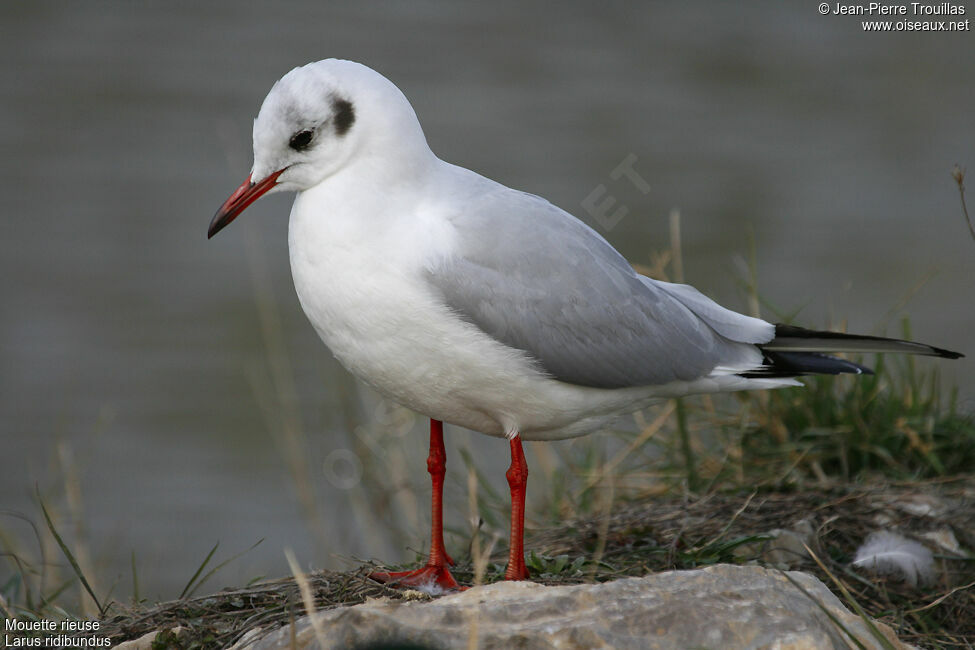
3,348 -> 973,647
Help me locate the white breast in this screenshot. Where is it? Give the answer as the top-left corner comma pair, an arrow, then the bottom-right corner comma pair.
285,173 -> 661,439
286,167 -> 796,441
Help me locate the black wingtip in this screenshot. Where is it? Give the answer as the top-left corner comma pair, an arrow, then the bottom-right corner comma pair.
930,347 -> 964,360
740,350 -> 874,379
769,324 -> 963,360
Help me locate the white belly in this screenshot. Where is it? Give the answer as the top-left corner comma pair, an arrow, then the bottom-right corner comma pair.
286,189 -> 662,440
286,184 -> 796,440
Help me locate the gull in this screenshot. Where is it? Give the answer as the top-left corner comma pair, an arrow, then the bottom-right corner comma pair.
208,59 -> 962,591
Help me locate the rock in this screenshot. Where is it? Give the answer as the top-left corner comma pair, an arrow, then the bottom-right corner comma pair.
114,626 -> 184,650
239,565 -> 907,650
920,527 -> 961,553
733,519 -> 815,569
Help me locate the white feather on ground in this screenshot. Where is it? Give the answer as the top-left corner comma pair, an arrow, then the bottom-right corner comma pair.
852,530 -> 935,587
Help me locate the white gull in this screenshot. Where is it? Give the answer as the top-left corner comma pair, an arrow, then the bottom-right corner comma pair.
209,59 -> 961,588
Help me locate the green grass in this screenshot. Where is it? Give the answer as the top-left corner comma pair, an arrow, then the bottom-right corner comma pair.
528,318 -> 974,518
736,329 -> 974,485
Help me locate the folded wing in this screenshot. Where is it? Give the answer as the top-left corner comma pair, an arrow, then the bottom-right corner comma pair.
426,184 -> 773,389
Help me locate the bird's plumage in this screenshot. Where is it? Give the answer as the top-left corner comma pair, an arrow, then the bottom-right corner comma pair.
426,178 -> 773,389
210,59 -> 962,590
211,58 -> 961,442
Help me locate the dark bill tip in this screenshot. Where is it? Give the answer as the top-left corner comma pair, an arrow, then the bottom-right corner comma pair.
208,169 -> 284,239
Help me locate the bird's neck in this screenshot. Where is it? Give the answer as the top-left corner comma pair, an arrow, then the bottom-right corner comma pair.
292,146 -> 447,240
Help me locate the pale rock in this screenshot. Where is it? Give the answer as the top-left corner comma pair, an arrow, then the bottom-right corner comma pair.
919,527 -> 960,553
114,625 -> 184,650
239,565 -> 907,650
886,493 -> 947,518
733,519 -> 815,569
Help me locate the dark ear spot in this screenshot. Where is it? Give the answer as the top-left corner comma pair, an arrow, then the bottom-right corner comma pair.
332,98 -> 355,136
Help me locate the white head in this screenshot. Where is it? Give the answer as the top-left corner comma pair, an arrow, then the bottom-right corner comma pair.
209,59 -> 433,238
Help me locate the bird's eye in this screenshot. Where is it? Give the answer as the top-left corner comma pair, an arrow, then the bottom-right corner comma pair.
289,130 -> 314,151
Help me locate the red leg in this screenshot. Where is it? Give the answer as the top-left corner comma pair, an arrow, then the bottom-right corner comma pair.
426,418 -> 455,567
370,419 -> 462,591
504,435 -> 530,580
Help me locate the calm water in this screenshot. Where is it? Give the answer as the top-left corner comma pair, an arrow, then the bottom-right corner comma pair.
2,1 -> 972,600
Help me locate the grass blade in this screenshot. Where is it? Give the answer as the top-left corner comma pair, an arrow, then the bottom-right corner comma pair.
131,550 -> 139,603
179,541 -> 219,600
182,539 -> 265,599
803,543 -> 898,650
285,548 -> 327,647
36,490 -> 104,616
778,569 -> 868,650
675,399 -> 699,492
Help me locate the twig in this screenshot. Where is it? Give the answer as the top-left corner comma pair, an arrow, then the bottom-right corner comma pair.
951,164 -> 974,241
696,491 -> 756,550
903,579 -> 975,615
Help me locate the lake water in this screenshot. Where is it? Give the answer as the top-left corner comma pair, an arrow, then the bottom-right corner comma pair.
1,1 -> 972,601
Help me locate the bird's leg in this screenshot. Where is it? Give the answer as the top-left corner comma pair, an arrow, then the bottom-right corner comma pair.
426,418 -> 454,567
369,419 -> 462,591
504,434 -> 530,580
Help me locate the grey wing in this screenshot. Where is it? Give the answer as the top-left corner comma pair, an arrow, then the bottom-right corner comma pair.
426,184 -> 774,389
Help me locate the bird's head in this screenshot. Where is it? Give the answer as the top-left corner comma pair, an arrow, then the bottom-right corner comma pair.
208,59 -> 429,238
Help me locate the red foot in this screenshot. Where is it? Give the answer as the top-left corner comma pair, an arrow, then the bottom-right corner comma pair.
370,564 -> 464,592
370,420 -> 466,593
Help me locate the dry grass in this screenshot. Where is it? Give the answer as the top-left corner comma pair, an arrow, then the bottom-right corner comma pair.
17,477 -> 967,649
92,568 -> 412,648
527,479 -> 975,648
